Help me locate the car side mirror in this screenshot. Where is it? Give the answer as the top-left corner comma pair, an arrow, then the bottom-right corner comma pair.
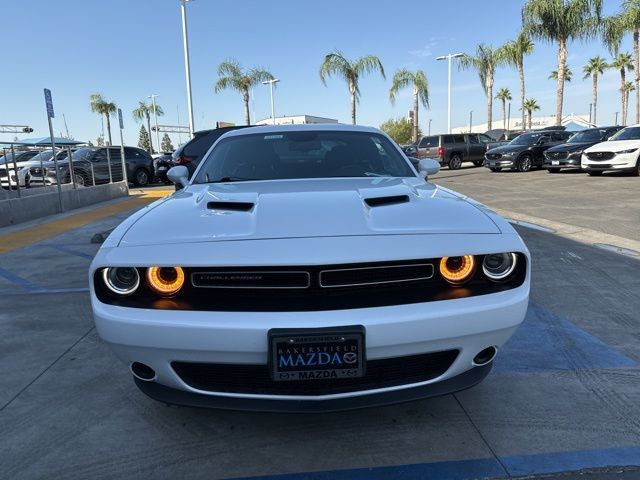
167,165 -> 189,188
418,158 -> 440,178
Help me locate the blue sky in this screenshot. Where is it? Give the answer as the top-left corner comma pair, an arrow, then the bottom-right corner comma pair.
0,0 -> 633,148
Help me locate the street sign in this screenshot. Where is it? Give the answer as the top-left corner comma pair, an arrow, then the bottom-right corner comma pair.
118,108 -> 124,130
44,88 -> 54,118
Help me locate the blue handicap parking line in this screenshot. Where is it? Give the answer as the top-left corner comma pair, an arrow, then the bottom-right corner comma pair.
235,446 -> 640,480
493,302 -> 637,374
42,244 -> 94,260
0,266 -> 41,291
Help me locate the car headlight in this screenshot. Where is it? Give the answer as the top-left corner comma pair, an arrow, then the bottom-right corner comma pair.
102,267 -> 140,295
615,148 -> 638,154
146,266 -> 185,296
439,255 -> 475,285
482,253 -> 517,281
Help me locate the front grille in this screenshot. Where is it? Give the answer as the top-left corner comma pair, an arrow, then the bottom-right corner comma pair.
546,151 -> 568,160
172,350 -> 459,395
586,151 -> 615,161
319,263 -> 433,288
0,168 -> 7,177
29,167 -> 44,175
486,153 -> 502,160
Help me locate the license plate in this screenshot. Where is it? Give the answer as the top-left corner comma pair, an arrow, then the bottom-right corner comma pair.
268,326 -> 365,381
158,166 -> 167,171
552,160 -> 560,165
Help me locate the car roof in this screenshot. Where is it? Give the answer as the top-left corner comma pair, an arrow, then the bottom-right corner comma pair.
220,123 -> 381,139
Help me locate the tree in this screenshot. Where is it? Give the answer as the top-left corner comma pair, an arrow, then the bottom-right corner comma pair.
138,125 -> 151,152
549,66 -> 573,82
495,87 -> 512,129
320,51 -> 385,124
380,117 -> 422,145
502,32 -> 535,131
133,100 -> 164,153
523,0 -> 603,126
161,133 -> 174,153
523,98 -> 541,130
458,43 -> 508,130
214,59 -> 274,125
623,81 -> 636,122
389,69 -> 429,143
603,0 -> 640,124
89,93 -> 116,145
96,134 -> 104,146
583,56 -> 608,125
611,52 -> 634,124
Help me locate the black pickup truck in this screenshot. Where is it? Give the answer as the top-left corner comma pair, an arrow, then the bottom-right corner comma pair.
414,133 -> 500,170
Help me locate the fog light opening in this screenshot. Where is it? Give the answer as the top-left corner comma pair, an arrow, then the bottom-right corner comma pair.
130,362 -> 156,382
472,346 -> 497,366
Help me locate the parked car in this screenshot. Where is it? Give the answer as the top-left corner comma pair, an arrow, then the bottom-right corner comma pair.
16,149 -> 72,187
582,125 -> 640,176
484,130 -> 573,172
44,146 -> 154,187
172,126 -> 250,179
543,126 -> 622,173
414,133 -> 500,169
153,153 -> 174,184
90,124 -> 530,412
0,150 -> 41,189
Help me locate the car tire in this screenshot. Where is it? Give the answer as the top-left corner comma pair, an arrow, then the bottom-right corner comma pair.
587,171 -> 603,176
74,171 -> 89,187
473,161 -> 483,167
633,159 -> 640,177
134,168 -> 150,187
489,167 -> 502,172
547,168 -> 561,173
449,154 -> 463,170
517,155 -> 533,172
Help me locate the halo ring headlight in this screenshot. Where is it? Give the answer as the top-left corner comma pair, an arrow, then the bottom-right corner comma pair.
102,267 -> 140,295
146,266 -> 185,296
482,253 -> 517,281
439,256 -> 475,285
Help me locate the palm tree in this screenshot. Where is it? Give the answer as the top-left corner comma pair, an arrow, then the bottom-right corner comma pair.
583,56 -> 608,125
623,81 -> 636,123
320,51 -> 385,124
89,93 -> 116,146
502,32 -> 534,131
132,100 -> 164,153
458,44 -> 507,130
603,0 -> 640,124
214,59 -> 274,125
495,88 -> 512,129
610,52 -> 634,124
389,69 -> 429,143
549,66 -> 573,82
523,98 -> 541,130
523,0 -> 603,126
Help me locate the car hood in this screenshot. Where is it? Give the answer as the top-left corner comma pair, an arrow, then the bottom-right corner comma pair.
546,141 -> 593,153
119,178 -> 501,247
585,139 -> 640,152
486,144 -> 531,154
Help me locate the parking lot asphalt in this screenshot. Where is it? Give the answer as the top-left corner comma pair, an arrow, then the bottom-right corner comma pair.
1,170 -> 640,480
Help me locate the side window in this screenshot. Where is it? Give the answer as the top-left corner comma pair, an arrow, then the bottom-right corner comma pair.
453,135 -> 465,143
124,148 -> 143,159
468,134 -> 480,144
418,136 -> 438,148
418,137 -> 428,148
92,150 -> 106,162
108,149 -> 121,161
442,135 -> 454,144
478,134 -> 493,144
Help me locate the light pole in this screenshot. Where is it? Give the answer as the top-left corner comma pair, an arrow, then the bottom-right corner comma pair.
436,52 -> 464,133
180,0 -> 195,137
262,79 -> 280,125
428,118 -> 432,136
469,110 -> 473,132
615,111 -> 619,125
148,94 -> 160,153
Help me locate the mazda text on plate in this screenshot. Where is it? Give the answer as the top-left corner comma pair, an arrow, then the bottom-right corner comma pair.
90,124 -> 530,412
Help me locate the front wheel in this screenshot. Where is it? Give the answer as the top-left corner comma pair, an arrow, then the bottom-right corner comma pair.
517,155 -> 533,172
134,168 -> 150,187
633,160 -> 640,177
473,161 -> 483,167
448,154 -> 463,170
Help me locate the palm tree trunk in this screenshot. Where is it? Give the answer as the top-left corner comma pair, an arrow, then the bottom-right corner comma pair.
105,114 -> 113,146
519,63 -> 525,130
146,114 -> 153,153
528,109 -> 532,130
621,68 -> 626,126
502,99 -> 506,129
243,90 -> 251,125
592,74 -> 598,126
412,88 -> 419,143
486,75 -> 493,131
634,29 -> 639,124
555,40 -> 568,127
349,81 -> 357,125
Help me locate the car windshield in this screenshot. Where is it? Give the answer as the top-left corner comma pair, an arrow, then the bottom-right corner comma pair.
194,130 -> 415,183
567,129 -> 606,143
508,132 -> 548,145
70,147 -> 97,161
609,126 -> 640,141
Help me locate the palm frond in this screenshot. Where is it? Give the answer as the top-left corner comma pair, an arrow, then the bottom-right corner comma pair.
388,69 -> 413,105
353,55 -> 385,79
319,51 -> 351,85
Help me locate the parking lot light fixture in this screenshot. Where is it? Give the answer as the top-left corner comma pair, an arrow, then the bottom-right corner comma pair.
262,79 -> 280,125
437,53 -> 464,133
180,0 -> 195,137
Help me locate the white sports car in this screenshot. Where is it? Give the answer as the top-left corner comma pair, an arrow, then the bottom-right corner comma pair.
90,124 -> 530,412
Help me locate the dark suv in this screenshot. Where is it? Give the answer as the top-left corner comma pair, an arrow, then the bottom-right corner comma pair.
484,130 -> 573,172
45,146 -> 154,186
172,126 -> 250,178
543,126 -> 622,172
414,133 -> 499,169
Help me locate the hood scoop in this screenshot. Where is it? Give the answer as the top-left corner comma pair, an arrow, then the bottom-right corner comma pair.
207,201 -> 254,212
364,195 -> 410,207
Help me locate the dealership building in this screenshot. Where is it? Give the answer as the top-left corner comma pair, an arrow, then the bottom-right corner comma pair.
453,113 -> 596,134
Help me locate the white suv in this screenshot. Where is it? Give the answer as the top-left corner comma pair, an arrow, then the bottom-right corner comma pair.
582,125 -> 640,176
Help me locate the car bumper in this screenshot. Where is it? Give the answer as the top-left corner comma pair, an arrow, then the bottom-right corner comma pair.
92,284 -> 529,410
582,153 -> 637,171
484,159 -> 515,168
544,158 -> 580,168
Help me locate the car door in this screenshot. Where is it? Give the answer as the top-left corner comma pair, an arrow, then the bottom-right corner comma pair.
89,149 -> 110,184
416,136 -> 439,159
467,134 -> 487,162
108,148 -> 123,182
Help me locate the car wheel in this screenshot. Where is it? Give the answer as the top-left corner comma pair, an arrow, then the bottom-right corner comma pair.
449,154 -> 463,170
134,168 -> 150,187
489,167 -> 502,172
473,161 -> 483,167
517,155 -> 533,172
588,171 -> 603,176
547,168 -> 561,173
633,160 -> 640,177
25,175 -> 31,188
74,171 -> 88,187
